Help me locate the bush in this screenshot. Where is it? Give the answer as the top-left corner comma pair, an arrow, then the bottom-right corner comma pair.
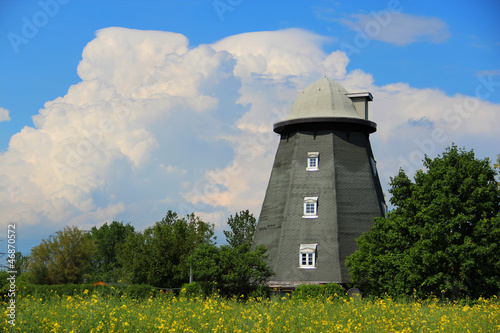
323,283 -> 346,298
249,284 -> 270,300
180,282 -> 204,299
293,283 -> 346,300
3,282 -> 160,301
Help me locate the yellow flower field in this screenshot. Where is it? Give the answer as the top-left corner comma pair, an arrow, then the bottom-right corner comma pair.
2,291 -> 499,332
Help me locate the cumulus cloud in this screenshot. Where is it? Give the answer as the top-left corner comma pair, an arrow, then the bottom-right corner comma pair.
77,27 -> 189,95
0,27 -> 242,237
1,27 -> 498,250
341,12 -> 451,46
0,107 -> 10,122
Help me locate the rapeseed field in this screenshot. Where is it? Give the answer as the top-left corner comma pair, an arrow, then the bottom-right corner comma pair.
2,289 -> 499,332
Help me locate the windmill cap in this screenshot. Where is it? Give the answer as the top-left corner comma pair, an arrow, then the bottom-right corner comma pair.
287,78 -> 361,120
273,78 -> 376,134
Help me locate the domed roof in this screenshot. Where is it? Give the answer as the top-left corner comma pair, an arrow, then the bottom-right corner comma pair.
286,78 -> 360,121
273,77 -> 376,134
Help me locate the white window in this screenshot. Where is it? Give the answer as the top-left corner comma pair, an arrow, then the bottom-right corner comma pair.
303,197 -> 318,218
299,244 -> 317,268
307,152 -> 319,171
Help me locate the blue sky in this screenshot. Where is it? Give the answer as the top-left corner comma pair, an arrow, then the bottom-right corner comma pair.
1,0 -> 499,255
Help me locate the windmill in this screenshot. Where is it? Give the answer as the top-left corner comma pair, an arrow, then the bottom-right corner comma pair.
252,78 -> 386,288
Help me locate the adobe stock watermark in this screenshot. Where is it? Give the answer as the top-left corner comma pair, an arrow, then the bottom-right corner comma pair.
7,0 -> 70,54
6,224 -> 17,326
213,0 -> 242,21
382,74 -> 500,184
339,0 -> 402,56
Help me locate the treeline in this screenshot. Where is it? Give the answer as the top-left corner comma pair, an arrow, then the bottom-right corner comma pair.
4,146 -> 500,300
4,210 -> 272,298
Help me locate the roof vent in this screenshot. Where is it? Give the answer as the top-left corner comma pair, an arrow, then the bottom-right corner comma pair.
346,92 -> 373,120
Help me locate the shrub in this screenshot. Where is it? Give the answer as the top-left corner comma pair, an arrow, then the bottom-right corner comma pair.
249,284 -> 270,300
293,283 -> 346,300
180,282 -> 204,299
5,282 -> 160,301
293,284 -> 323,299
323,283 -> 346,298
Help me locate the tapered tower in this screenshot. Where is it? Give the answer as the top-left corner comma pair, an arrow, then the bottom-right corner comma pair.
253,78 -> 386,287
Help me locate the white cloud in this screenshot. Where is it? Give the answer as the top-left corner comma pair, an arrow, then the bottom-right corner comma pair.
341,12 -> 451,46
0,27 -> 498,251
212,28 -> 347,80
77,27 -> 189,95
0,107 -> 10,122
0,27 -> 241,237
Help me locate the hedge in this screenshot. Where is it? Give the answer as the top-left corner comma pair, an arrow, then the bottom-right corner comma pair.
1,282 -> 168,301
292,283 -> 346,300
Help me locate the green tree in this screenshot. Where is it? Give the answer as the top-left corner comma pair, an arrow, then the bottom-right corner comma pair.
3,252 -> 29,278
346,145 -> 500,299
28,226 -> 97,284
115,230 -> 149,284
188,210 -> 272,297
90,221 -> 135,282
223,210 -> 257,248
189,243 -> 273,297
118,211 -> 214,287
13,252 -> 29,277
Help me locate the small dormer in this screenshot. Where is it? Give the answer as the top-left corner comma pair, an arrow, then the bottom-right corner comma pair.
346,92 -> 373,120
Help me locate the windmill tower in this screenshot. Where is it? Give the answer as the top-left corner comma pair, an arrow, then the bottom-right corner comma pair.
253,78 -> 386,288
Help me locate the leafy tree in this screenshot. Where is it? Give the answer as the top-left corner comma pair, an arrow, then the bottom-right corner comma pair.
28,226 -> 97,284
115,230 -> 149,284
13,252 -> 29,277
189,243 -> 273,297
118,211 -> 214,287
89,221 -> 135,282
219,243 -> 273,297
3,252 -> 29,277
188,210 -> 272,297
346,145 -> 500,299
223,210 -> 257,248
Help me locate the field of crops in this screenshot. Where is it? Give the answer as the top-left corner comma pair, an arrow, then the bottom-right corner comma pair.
2,290 -> 500,332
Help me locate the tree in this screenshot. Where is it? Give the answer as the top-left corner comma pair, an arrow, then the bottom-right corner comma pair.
28,226 -> 97,284
189,210 -> 272,297
3,252 -> 29,278
118,211 -> 214,287
346,145 -> 500,299
189,243 -> 273,297
13,252 -> 29,277
223,210 -> 257,248
90,221 -> 135,282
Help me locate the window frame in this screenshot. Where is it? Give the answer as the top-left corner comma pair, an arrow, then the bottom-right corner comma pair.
303,197 -> 318,218
299,244 -> 318,269
306,152 -> 319,171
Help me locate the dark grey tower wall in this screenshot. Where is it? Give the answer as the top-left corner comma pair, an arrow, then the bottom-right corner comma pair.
333,130 -> 385,281
254,128 -> 385,285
